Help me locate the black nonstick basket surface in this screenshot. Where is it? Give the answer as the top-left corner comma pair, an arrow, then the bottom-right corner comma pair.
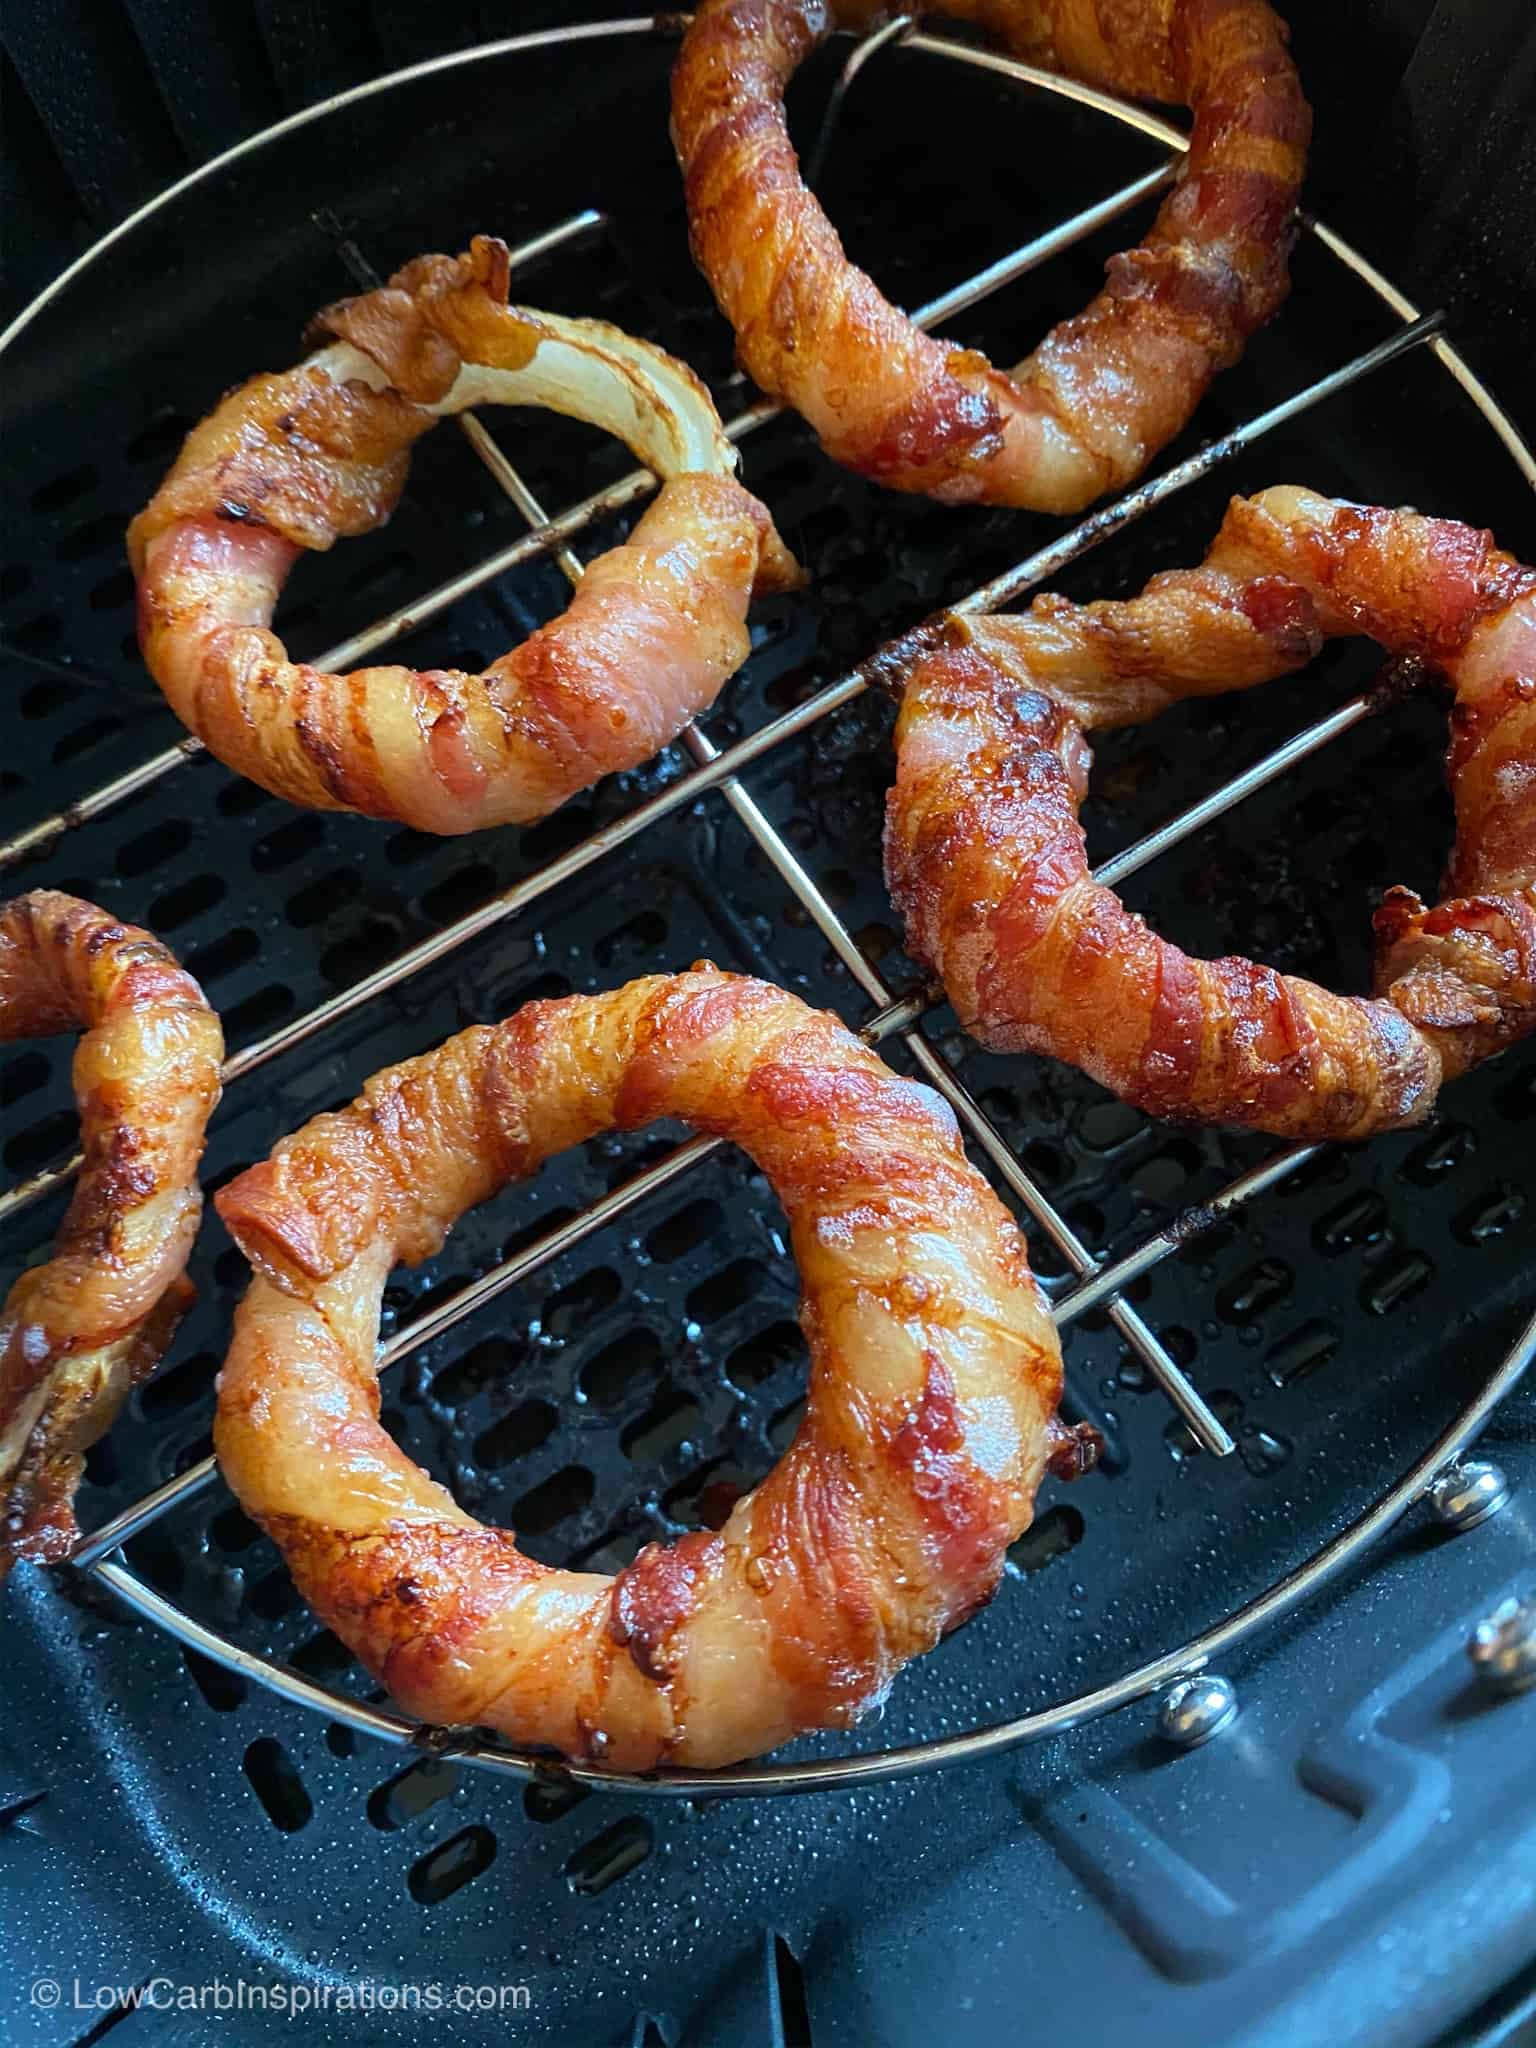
3,11 -> 1535,2048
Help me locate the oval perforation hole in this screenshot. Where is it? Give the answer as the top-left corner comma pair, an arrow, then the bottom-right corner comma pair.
622,1388 -> 701,1465
1216,1258 -> 1293,1322
184,1647 -> 247,1712
1266,1319 -> 1340,1387
321,917 -> 406,987
4,1106 -> 76,1175
687,1257 -> 768,1327
1361,1252 -> 1432,1316
645,1197 -> 723,1263
184,926 -> 259,985
252,813 -> 327,870
216,777 -> 271,817
1130,1139 -> 1204,1204
1314,1190 -> 1388,1255
242,1738 -> 312,1832
367,1759 -> 458,1831
88,565 -> 136,613
248,1567 -> 301,1621
544,1266 -> 622,1337
431,1335 -> 524,1408
56,510 -> 123,564
774,1934 -> 814,2047
125,410 -> 193,465
1,1050 -> 50,1109
1008,1503 -> 1084,1574
580,1329 -> 664,1408
474,1398 -> 558,1469
524,1777 -> 590,1825
728,1320 -> 805,1388
769,1396 -> 805,1453
116,817 -> 193,876
563,1816 -> 654,1896
223,983 -> 296,1041
1078,1099 -> 1145,1152
287,868 -> 362,928
420,861 -> 498,927
386,827 -> 438,867
594,907 -> 668,968
137,1347 -> 216,1417
518,803 -> 594,863
148,871 -> 226,932
511,1464 -> 595,1536
1455,1182 -> 1525,1245
53,715 -> 122,763
32,464 -> 99,515
291,1630 -> 356,1681
408,1824 -> 497,1903
210,1503 -> 261,1553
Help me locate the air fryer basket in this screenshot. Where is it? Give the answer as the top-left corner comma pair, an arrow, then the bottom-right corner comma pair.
3,20 -> 1534,2048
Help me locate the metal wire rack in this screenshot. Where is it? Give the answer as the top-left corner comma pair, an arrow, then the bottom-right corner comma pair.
3,17 -> 1534,1800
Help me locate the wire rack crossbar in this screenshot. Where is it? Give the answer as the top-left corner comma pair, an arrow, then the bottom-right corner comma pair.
7,21 -> 1534,1797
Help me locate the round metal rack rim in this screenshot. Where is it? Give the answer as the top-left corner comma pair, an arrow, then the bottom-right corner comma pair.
5,16 -> 1535,1799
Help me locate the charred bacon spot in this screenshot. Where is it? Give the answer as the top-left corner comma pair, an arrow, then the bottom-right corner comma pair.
610,1530 -> 716,1685
1045,1418 -> 1104,1482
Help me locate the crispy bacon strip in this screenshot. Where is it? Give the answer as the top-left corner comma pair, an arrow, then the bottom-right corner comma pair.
885,487 -> 1536,1138
214,968 -> 1086,1769
672,0 -> 1310,511
1,893 -> 222,1574
130,238 -> 801,835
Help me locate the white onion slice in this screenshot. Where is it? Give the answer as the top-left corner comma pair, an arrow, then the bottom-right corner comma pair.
311,305 -> 737,482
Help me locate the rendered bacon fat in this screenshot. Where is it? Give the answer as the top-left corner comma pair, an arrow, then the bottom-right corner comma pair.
1,893 -> 222,1574
672,0 -> 1310,511
130,238 -> 801,834
886,488 -> 1536,1138
213,968 -> 1086,1769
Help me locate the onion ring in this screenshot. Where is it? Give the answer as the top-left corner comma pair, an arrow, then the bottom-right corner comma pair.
672,0 -> 1310,511
130,238 -> 802,834
213,966 -> 1092,1768
1,893 -> 222,1575
885,487 -> 1536,1138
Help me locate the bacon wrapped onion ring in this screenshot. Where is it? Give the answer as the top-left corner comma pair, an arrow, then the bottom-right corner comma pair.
130,238 -> 801,834
886,488 -> 1536,1139
1,893 -> 222,1575
213,967 -> 1091,1769
672,0 -> 1310,511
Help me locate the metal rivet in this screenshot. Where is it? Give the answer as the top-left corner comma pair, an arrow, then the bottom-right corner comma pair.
1157,1674 -> 1238,1749
1468,1595 -> 1536,1696
1428,1459 -> 1512,1531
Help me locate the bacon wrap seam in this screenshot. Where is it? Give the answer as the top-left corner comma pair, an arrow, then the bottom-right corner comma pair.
885,486 -> 1536,1139
129,236 -> 802,836
0,892 -> 223,1574
212,967 -> 1083,1769
672,0 -> 1311,511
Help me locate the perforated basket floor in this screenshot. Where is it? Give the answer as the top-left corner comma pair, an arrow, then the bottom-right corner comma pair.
3,25 -> 1535,2048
